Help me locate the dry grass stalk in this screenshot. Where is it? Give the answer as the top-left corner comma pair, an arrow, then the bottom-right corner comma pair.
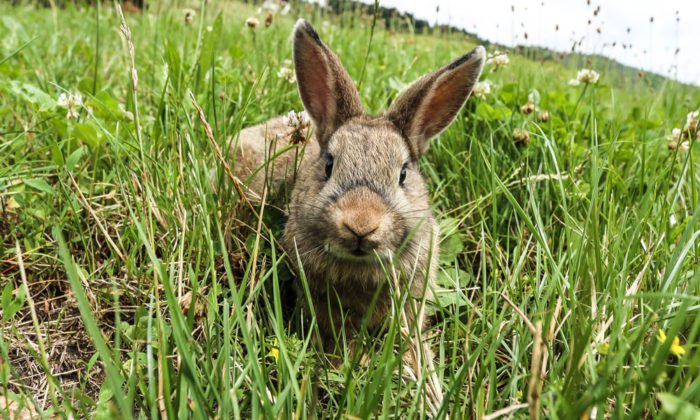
187,90 -> 263,217
528,320 -> 545,420
187,90 -> 271,332
500,292 -> 536,334
483,403 -> 529,420
69,174 -> 127,264
15,240 -> 53,412
115,2 -> 140,141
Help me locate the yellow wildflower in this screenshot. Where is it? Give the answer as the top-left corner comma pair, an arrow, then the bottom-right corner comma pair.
657,329 -> 686,357
267,338 -> 280,362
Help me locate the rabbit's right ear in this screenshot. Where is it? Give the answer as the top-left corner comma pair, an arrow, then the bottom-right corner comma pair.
293,19 -> 363,147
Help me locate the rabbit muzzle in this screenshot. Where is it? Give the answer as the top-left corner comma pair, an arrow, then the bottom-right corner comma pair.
328,186 -> 398,259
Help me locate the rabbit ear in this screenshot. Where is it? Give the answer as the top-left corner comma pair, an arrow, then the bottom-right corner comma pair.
386,46 -> 485,159
293,19 -> 364,147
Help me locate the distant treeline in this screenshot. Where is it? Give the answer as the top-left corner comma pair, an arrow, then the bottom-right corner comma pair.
10,0 -> 144,9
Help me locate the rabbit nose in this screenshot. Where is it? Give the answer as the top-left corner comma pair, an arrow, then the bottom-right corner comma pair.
343,222 -> 378,240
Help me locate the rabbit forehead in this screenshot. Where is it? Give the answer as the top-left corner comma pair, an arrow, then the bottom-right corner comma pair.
327,119 -> 410,166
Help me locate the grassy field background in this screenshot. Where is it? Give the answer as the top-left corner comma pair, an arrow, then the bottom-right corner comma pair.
1,0 -> 699,418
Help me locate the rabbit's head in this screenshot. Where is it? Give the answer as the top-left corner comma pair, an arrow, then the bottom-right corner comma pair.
285,20 -> 484,266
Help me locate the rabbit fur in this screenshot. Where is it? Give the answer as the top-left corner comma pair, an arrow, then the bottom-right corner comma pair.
232,19 -> 485,355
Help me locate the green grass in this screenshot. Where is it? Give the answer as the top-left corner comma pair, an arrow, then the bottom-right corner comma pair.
1,0 -> 699,418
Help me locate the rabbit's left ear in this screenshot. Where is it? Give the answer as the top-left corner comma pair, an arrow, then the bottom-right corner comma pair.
386,46 -> 485,159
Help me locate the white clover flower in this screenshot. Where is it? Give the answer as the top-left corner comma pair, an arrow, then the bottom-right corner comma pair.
277,60 -> 296,83
521,100 -> 535,114
684,110 -> 699,132
262,0 -> 279,13
512,128 -> 530,145
66,108 -> 79,119
576,68 -> 600,84
471,80 -> 491,98
672,128 -> 681,140
281,3 -> 291,15
284,110 -> 311,144
486,51 -> 510,70
57,92 -> 83,120
277,67 -> 295,83
283,110 -> 310,128
184,9 -> 196,25
246,17 -> 260,29
57,93 -> 68,107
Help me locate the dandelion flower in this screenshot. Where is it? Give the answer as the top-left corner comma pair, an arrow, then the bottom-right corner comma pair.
57,92 -> 83,120
576,68 -> 600,84
657,329 -> 686,357
267,338 -> 280,362
246,17 -> 260,29
268,346 -> 279,362
471,80 -> 491,98
486,51 -> 510,71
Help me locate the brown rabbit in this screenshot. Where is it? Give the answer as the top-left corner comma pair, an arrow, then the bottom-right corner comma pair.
233,20 -> 484,357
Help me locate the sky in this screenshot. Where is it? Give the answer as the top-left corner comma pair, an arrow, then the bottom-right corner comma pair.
346,0 -> 700,85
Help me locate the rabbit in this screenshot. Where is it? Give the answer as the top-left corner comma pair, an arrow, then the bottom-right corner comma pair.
233,19 -> 485,358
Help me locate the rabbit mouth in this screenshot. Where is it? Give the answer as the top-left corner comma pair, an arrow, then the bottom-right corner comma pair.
326,243 -> 389,262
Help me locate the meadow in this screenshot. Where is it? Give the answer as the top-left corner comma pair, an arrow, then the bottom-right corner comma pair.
1,0 -> 699,418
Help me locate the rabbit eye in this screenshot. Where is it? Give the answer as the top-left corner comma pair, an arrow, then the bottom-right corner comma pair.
325,155 -> 334,180
399,162 -> 408,186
